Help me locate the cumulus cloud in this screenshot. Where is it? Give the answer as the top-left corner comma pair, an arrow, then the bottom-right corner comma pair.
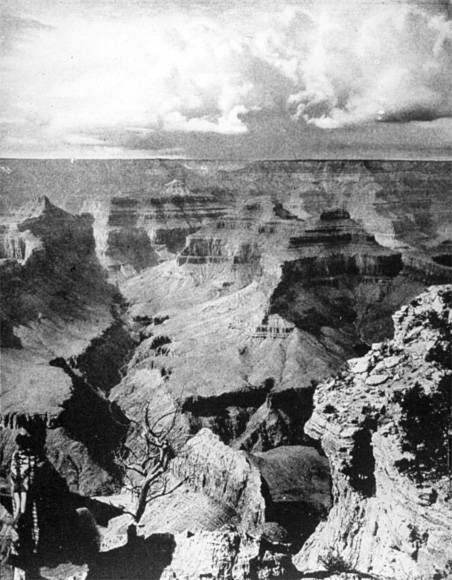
284,3 -> 452,127
0,0 -> 451,156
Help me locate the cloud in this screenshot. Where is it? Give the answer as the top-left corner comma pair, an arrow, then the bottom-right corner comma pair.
0,0 -> 451,156
1,16 -> 261,138
0,13 -> 53,66
284,3 -> 452,128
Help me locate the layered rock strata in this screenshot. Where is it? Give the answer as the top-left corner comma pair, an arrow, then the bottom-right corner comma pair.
4,160 -> 450,281
82,179 -> 230,281
295,285 -> 452,580
0,160 -> 451,577
114,206 -> 428,459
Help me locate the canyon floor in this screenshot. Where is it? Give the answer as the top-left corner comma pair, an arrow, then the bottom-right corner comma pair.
0,160 -> 451,580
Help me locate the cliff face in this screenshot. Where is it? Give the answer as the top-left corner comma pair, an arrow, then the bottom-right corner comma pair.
0,197 -> 132,494
86,197 -> 159,278
81,179 -> 230,281
294,285 -> 452,580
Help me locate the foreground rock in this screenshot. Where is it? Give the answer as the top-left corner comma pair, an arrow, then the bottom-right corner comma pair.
97,429 -> 329,579
295,285 -> 452,580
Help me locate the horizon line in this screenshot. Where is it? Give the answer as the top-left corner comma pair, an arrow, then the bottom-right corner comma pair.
1,156 -> 452,162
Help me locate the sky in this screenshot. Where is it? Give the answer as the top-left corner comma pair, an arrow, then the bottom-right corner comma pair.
1,0 -> 451,159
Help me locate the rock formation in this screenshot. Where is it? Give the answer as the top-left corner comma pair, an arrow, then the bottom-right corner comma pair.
1,160 -> 451,579
295,285 -> 452,580
3,159 -> 452,279
81,179 -> 230,282
0,197 -> 132,494
113,202 -> 436,460
86,196 -> 159,280
97,429 -> 325,580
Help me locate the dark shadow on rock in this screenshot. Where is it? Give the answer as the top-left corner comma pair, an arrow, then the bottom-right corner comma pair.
49,357 -> 129,476
87,527 -> 175,580
74,496 -> 124,528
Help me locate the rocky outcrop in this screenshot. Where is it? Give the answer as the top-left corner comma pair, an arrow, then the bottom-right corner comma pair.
294,285 -> 452,580
288,211 -> 404,275
170,429 -> 266,535
269,210 -> 423,349
96,429 -> 303,580
160,529 -> 297,580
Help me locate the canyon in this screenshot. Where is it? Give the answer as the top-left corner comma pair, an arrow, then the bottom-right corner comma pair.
0,160 -> 451,579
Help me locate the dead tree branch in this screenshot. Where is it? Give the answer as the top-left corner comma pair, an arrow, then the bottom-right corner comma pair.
115,403 -> 179,522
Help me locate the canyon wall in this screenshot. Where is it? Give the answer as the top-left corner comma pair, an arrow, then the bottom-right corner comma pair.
113,200 -> 446,461
0,160 -> 451,578
0,197 -> 133,494
2,159 -> 452,272
80,180 -> 230,281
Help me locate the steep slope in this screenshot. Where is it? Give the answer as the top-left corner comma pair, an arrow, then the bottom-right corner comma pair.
0,197 -> 133,493
294,285 -> 452,580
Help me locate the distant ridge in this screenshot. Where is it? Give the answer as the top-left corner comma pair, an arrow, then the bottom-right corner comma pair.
1,157 -> 452,162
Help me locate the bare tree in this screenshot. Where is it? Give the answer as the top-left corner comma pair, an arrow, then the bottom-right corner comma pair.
115,403 -> 184,523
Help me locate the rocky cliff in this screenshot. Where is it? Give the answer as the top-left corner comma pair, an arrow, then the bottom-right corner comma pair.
99,279 -> 452,580
81,179 -> 230,281
0,197 -> 133,494
294,285 -> 452,580
3,160 -> 451,279
85,196 -> 158,279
